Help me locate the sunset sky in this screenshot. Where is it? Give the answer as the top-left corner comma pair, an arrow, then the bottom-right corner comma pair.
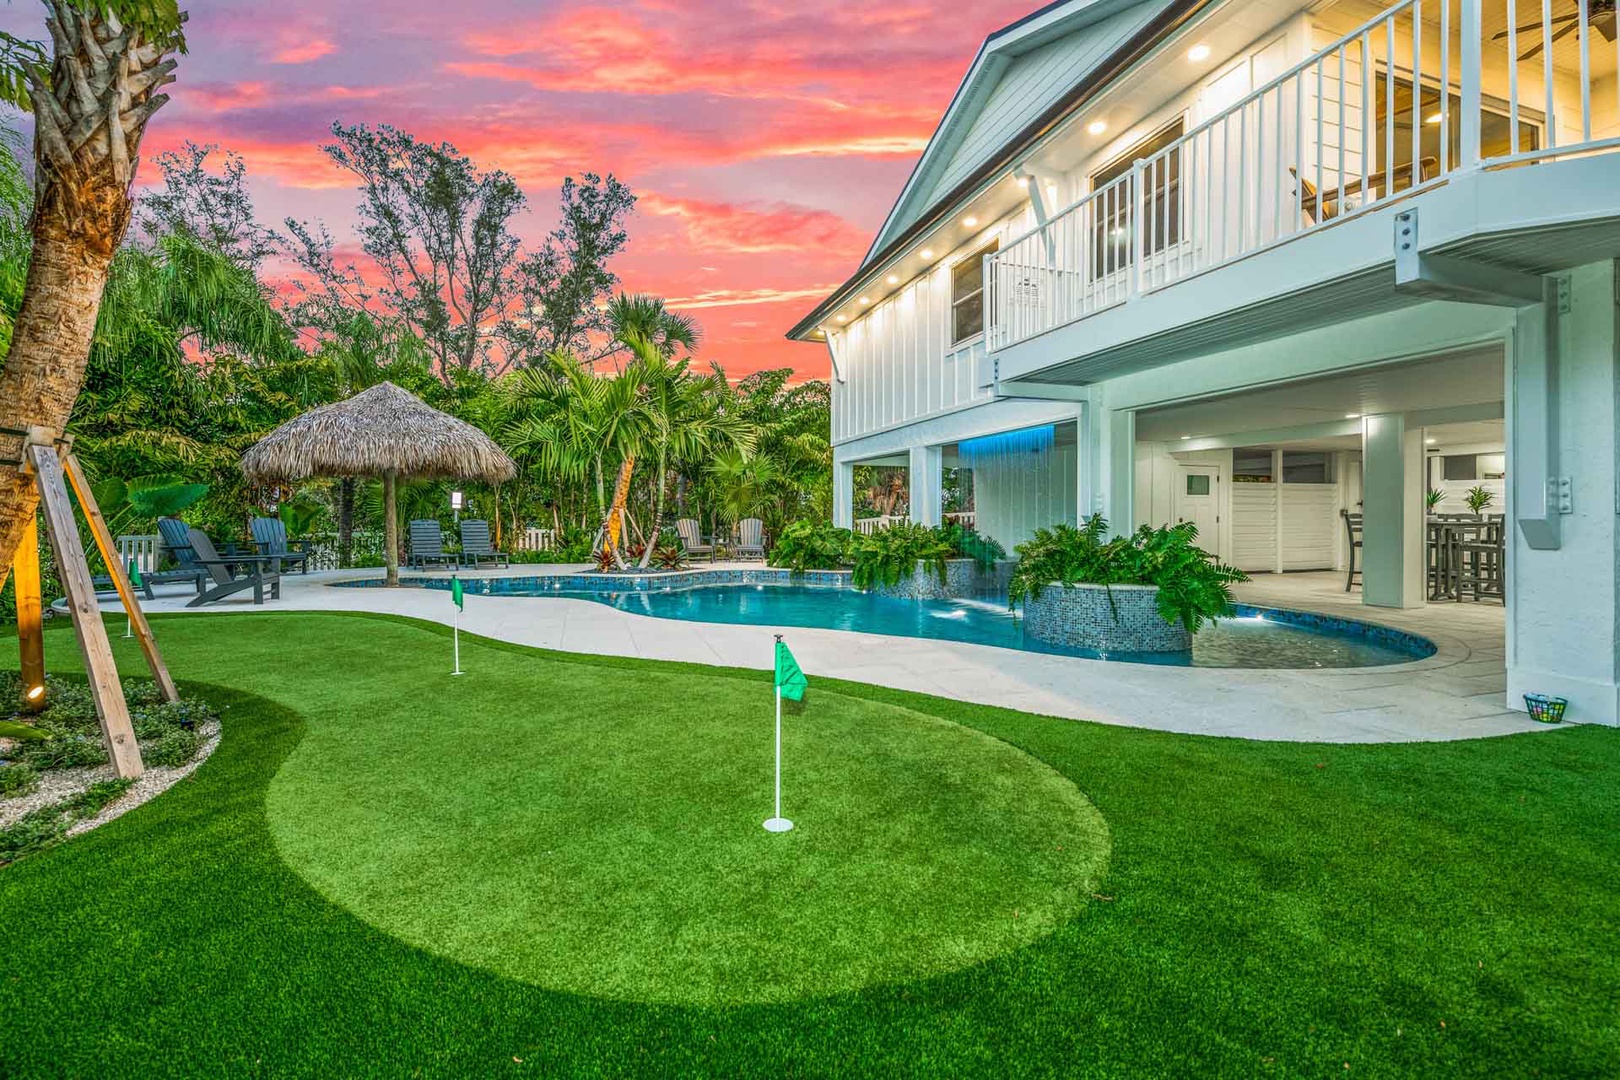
3,1 -> 1041,380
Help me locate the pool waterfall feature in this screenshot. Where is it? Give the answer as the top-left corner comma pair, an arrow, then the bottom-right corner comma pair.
954,424 -> 1078,553
334,569 -> 1436,669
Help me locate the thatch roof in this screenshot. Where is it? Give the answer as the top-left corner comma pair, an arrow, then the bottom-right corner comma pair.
241,381 -> 517,484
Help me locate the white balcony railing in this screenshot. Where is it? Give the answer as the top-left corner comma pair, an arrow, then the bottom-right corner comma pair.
987,0 -> 1620,351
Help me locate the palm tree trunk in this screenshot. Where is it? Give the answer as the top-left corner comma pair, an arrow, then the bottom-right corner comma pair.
603,454 -> 635,567
383,471 -> 399,587
0,7 -> 179,578
638,443 -> 669,569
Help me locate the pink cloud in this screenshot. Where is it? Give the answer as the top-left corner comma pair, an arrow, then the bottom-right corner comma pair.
272,37 -> 336,64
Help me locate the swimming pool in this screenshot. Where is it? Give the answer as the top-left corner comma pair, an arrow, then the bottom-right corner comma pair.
344,575 -> 1435,668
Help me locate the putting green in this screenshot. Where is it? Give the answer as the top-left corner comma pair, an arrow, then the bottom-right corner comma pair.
266,671 -> 1108,1005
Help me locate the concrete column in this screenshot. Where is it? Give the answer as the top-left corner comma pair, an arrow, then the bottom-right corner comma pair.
1099,407 -> 1136,533
1507,261 -> 1619,725
1361,413 -> 1426,608
832,456 -> 854,529
908,445 -> 942,526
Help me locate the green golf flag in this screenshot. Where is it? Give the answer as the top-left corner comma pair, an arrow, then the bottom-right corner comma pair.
450,576 -> 464,612
774,640 -> 807,702
127,558 -> 143,589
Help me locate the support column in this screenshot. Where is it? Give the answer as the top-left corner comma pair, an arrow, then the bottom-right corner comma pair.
1507,261 -> 1619,725
832,455 -> 854,529
1100,407 -> 1136,532
1361,413 -> 1426,608
908,445 -> 942,526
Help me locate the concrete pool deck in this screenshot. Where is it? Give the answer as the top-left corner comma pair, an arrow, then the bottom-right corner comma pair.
111,564 -> 1541,744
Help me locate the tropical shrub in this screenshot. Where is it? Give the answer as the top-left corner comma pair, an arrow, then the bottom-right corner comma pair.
652,528 -> 687,570
768,520 -> 854,576
939,522 -> 1006,572
1008,515 -> 1248,633
851,520 -> 954,590
1465,485 -> 1494,514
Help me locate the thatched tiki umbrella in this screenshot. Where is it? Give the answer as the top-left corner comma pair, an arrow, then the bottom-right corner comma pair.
241,382 -> 516,586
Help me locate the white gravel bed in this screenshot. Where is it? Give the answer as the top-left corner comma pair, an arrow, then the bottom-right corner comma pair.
0,718 -> 222,836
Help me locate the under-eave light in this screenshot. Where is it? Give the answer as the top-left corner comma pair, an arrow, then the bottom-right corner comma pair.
1187,43 -> 1211,62
836,314 -> 848,323
1344,413 -> 1361,419
920,248 -> 935,260
1014,175 -> 1029,188
962,216 -> 978,227
1425,437 -> 1438,444
886,274 -> 900,285
1087,119 -> 1107,135
859,296 -> 871,305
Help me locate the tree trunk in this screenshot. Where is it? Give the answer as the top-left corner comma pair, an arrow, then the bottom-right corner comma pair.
383,471 -> 399,587
602,455 -> 635,568
638,444 -> 668,569
338,477 -> 355,568
0,7 -> 179,578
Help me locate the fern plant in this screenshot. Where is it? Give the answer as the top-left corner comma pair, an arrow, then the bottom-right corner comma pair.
939,521 -> 1006,572
850,520 -> 954,590
1008,514 -> 1248,633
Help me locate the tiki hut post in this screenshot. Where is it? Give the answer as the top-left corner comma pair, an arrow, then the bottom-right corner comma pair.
241,383 -> 516,586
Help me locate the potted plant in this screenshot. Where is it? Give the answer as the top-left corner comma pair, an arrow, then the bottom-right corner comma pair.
1465,485 -> 1494,515
1425,489 -> 1445,513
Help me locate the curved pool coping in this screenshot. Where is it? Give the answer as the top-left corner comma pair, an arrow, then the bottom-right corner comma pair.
329,568 -> 1439,669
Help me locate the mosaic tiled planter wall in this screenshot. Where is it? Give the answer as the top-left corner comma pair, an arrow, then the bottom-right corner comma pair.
871,559 -> 1013,600
1021,583 -> 1191,653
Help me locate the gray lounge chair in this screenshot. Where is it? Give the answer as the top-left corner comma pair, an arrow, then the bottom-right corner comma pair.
458,519 -> 508,568
674,518 -> 714,561
735,517 -> 766,560
182,527 -> 281,608
250,516 -> 313,574
409,519 -> 457,569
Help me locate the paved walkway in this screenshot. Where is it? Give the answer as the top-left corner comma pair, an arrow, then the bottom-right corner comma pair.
119,564 -> 1541,744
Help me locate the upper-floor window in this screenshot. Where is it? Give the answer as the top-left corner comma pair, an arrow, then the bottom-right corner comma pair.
1091,118 -> 1184,274
951,240 -> 998,344
1374,75 -> 1540,192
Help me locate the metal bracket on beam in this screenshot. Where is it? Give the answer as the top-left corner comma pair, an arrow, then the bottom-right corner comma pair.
1394,209 -> 1544,306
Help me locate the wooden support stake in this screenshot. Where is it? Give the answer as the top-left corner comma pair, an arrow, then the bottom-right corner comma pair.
27,442 -> 143,779
62,451 -> 180,703
14,520 -> 46,712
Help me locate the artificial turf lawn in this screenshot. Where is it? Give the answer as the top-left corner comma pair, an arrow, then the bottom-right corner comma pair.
265,644 -> 1109,1004
0,613 -> 1613,1078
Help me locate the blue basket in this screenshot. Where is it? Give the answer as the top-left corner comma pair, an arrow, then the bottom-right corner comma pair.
1524,693 -> 1568,724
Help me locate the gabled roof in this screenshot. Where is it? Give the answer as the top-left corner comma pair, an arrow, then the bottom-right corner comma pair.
788,0 -> 1206,341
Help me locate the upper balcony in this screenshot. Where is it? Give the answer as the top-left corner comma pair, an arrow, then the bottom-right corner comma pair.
986,0 -> 1620,362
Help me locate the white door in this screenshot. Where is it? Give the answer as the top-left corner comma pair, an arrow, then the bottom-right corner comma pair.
1175,465 -> 1221,549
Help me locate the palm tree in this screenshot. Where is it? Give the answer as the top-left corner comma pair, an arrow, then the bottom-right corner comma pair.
0,2 -> 186,582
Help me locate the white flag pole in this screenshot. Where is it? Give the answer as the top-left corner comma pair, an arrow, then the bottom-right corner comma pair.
452,607 -> 463,676
764,634 -> 794,833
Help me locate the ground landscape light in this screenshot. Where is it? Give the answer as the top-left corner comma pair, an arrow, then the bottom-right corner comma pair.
26,684 -> 44,702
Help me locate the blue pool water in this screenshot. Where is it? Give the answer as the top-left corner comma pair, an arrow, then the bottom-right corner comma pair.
485,581 -> 1433,669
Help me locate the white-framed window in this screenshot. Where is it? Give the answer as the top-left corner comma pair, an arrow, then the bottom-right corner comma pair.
1091,117 -> 1185,274
950,240 -> 998,345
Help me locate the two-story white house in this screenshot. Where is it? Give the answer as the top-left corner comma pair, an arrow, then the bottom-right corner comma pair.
788,0 -> 1620,723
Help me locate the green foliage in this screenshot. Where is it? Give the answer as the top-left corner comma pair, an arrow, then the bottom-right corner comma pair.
1008,515 -> 1248,633
0,778 -> 133,866
143,727 -> 202,768
1466,485 -> 1495,514
939,522 -> 1005,572
277,498 -> 327,538
0,762 -> 38,798
652,528 -> 688,571
1426,488 -> 1445,511
0,673 -> 214,772
767,520 -> 854,575
850,521 -> 954,591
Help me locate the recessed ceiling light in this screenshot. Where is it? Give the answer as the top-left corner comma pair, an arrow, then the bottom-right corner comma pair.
859,296 -> 871,305
1187,43 -> 1211,62
920,248 -> 934,260
1014,175 -> 1029,188
1180,434 -> 1193,440
1087,119 -> 1107,135
836,314 -> 847,323
814,328 -> 825,336
886,274 -> 900,285
1425,437 -> 1437,444
1344,412 -> 1361,419
962,216 -> 978,227
1426,111 -> 1443,124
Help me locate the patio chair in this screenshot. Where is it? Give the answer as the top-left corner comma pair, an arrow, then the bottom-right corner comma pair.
250,516 -> 313,574
181,526 -> 282,608
1341,510 -> 1362,593
735,517 -> 766,560
674,518 -> 714,562
458,519 -> 509,569
408,519 -> 457,569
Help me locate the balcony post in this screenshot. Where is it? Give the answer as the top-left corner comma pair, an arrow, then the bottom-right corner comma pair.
1459,0 -> 1483,169
1129,159 -> 1146,297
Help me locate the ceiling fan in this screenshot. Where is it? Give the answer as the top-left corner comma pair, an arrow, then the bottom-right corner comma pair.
1493,1 -> 1618,62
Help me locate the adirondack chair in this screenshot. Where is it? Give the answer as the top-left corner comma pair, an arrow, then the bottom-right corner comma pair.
458,519 -> 508,568
674,518 -> 714,561
181,526 -> 282,608
250,516 -> 313,574
735,517 -> 766,560
408,519 -> 457,569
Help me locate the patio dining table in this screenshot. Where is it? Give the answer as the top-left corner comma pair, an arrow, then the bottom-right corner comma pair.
1427,516 -> 1504,602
